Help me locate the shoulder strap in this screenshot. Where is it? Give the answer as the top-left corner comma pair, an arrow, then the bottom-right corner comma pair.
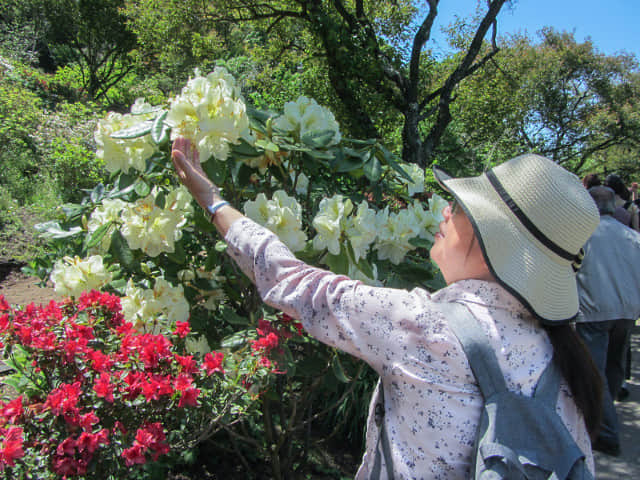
444,301 -> 508,398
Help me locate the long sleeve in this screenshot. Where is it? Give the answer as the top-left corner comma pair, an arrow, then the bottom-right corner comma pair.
225,217 -> 430,373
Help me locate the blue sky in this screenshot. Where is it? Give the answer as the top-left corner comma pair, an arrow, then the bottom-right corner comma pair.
428,0 -> 640,58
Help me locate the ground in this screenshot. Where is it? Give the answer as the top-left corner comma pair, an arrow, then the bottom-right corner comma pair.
0,262 -> 61,306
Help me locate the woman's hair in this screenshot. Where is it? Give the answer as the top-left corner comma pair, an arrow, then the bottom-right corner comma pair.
605,174 -> 630,200
542,324 -> 603,437
582,173 -> 601,189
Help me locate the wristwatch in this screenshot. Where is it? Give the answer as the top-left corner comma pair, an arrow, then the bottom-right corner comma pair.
206,200 -> 230,221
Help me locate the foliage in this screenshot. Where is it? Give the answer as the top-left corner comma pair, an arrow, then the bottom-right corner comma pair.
26,66 -> 446,477
447,29 -> 640,176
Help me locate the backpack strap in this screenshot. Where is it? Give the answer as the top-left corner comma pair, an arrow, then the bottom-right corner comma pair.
444,301 -> 508,398
532,355 -> 562,405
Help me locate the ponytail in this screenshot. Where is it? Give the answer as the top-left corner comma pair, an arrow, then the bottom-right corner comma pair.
542,324 -> 603,437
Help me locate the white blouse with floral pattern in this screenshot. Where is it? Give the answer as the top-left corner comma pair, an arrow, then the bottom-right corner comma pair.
225,218 -> 594,479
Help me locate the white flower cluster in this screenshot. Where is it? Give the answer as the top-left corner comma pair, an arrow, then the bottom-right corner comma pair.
166,68 -> 249,162
120,185 -> 194,257
94,99 -> 158,174
311,194 -> 448,266
398,163 -> 426,197
273,96 -> 341,146
243,190 -> 307,252
50,255 -> 113,298
121,277 -> 190,333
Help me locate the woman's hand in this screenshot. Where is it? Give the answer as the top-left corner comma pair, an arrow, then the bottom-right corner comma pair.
171,136 -> 244,235
171,137 -> 221,210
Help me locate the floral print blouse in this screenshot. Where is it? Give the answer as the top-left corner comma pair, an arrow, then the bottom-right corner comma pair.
225,218 -> 594,479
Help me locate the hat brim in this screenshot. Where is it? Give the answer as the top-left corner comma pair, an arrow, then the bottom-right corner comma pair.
433,166 -> 578,324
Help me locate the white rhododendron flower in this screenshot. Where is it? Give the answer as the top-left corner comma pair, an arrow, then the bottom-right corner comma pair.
50,255 -> 113,298
407,200 -> 439,242
121,277 -> 190,333
120,186 -> 193,257
274,96 -> 341,146
290,171 -> 310,195
344,200 -> 378,261
312,195 -> 353,255
94,99 -> 158,174
348,263 -> 383,287
399,163 -> 425,197
243,190 -> 307,252
166,67 -> 249,162
86,198 -> 127,252
429,194 -> 449,224
374,208 -> 421,265
185,335 -> 211,356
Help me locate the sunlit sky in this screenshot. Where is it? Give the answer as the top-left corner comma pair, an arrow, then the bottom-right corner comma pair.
428,0 -> 640,58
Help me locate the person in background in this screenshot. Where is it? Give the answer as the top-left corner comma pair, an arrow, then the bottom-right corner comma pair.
606,174 -> 639,231
171,137 -> 601,478
576,186 -> 640,456
583,173 -> 602,189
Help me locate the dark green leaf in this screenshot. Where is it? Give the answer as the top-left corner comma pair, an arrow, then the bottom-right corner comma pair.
363,156 -> 382,181
90,183 -> 105,203
221,330 -> 251,349
220,305 -> 250,326
301,129 -> 336,148
84,223 -> 111,250
408,237 -> 434,249
110,230 -> 135,270
332,355 -> 351,383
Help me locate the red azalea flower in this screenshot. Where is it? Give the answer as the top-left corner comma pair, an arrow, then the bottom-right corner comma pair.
175,354 -> 197,374
173,373 -> 193,392
0,426 -> 24,468
122,444 -> 147,466
1,397 -> 23,424
86,349 -> 114,372
178,387 -> 200,408
79,412 -> 99,431
173,321 -> 190,338
0,296 -> 9,312
94,372 -> 115,403
202,351 -> 225,375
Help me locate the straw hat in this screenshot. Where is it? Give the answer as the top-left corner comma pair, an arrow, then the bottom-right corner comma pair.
433,154 -> 600,324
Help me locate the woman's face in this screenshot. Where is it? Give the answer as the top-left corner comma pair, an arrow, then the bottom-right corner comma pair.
430,201 -> 493,285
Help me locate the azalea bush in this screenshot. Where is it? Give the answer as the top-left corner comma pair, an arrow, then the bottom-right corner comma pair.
18,66 -> 447,477
0,291 -> 276,479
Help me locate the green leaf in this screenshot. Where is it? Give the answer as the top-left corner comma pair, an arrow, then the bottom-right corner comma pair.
331,355 -> 351,383
363,156 -> 382,181
110,120 -> 153,139
377,146 -> 413,182
408,236 -> 434,249
150,110 -> 169,144
134,180 -> 151,197
231,138 -> 262,159
219,305 -> 250,326
202,158 -> 228,185
221,330 -> 251,349
324,247 -> 350,275
301,129 -> 336,148
90,183 -> 105,203
34,221 -> 82,239
254,138 -> 279,152
332,152 -> 366,173
84,222 -> 111,250
296,355 -> 328,377
110,230 -> 135,270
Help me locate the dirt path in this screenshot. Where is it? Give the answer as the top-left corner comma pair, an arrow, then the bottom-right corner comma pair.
0,264 -> 61,306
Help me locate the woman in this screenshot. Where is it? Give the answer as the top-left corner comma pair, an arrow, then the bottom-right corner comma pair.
171,137 -> 602,478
